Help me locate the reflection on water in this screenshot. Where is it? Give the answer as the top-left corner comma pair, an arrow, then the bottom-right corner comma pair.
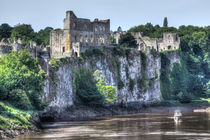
14,112 -> 210,140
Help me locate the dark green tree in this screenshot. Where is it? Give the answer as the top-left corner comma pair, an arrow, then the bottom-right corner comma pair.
0,23 -> 13,41
163,17 -> 168,27
128,23 -> 156,38
10,24 -> 35,45
35,27 -> 53,45
119,33 -> 137,48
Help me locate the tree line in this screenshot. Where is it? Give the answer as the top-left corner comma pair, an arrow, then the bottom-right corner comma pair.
0,23 -> 53,46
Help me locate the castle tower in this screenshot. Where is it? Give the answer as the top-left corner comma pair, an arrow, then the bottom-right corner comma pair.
63,11 -> 76,53
50,10 -> 110,58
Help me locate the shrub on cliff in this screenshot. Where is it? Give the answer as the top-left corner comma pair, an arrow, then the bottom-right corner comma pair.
0,50 -> 45,110
119,33 -> 137,48
93,70 -> 117,103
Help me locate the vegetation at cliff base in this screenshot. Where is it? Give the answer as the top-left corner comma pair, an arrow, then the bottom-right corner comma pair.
0,50 -> 45,130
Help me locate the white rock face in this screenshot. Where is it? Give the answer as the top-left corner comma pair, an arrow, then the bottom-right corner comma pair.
43,50 -> 179,111
43,65 -> 74,111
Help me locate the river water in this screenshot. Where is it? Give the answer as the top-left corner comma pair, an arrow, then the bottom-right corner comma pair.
14,112 -> 210,140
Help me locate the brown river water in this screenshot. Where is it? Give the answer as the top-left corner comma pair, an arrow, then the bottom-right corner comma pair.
14,112 -> 210,140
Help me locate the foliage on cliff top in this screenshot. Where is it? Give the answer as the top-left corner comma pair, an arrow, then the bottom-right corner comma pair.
128,23 -> 177,38
118,33 -> 138,48
0,23 -> 13,41
0,50 -> 45,110
0,23 -> 53,46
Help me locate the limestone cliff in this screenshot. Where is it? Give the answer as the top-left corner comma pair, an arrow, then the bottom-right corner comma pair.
42,48 -> 180,112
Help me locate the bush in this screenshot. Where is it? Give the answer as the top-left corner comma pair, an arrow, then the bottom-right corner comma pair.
0,50 -> 45,110
49,58 -> 60,69
150,48 -> 158,57
137,77 -> 147,90
140,51 -> 147,70
112,47 -> 125,56
81,49 -> 104,58
119,33 -> 137,48
93,70 -> 117,103
176,92 -> 191,103
8,89 -> 32,110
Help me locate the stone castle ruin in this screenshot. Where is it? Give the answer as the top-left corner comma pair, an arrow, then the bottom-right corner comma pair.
50,11 -> 110,57
0,10 -> 180,58
111,27 -> 180,52
131,32 -> 180,52
0,38 -> 50,59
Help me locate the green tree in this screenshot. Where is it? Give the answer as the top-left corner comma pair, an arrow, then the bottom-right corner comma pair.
170,63 -> 189,96
0,23 -> 13,41
10,24 -> 35,45
163,17 -> 168,27
190,32 -> 208,54
128,23 -> 156,38
0,50 -> 45,110
35,27 -> 53,45
119,33 -> 137,48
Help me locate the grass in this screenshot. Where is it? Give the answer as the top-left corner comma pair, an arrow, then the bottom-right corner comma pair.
0,101 -> 33,130
200,98 -> 210,103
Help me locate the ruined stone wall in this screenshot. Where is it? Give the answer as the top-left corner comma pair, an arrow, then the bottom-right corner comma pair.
132,32 -> 158,51
132,32 -> 180,52
50,30 -> 65,58
0,38 -> 50,59
157,33 -> 180,51
50,11 -> 110,58
69,11 -> 110,47
140,37 -> 157,51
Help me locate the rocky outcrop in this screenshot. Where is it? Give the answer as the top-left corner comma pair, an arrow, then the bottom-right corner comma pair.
42,49 -> 180,113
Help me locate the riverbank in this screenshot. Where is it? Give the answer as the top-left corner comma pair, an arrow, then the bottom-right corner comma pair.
39,100 -> 210,122
0,102 -> 40,139
2,100 -> 209,139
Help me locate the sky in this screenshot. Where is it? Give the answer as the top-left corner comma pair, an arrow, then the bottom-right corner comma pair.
0,0 -> 210,32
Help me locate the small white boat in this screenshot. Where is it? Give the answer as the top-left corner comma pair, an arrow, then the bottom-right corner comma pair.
174,110 -> 182,122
